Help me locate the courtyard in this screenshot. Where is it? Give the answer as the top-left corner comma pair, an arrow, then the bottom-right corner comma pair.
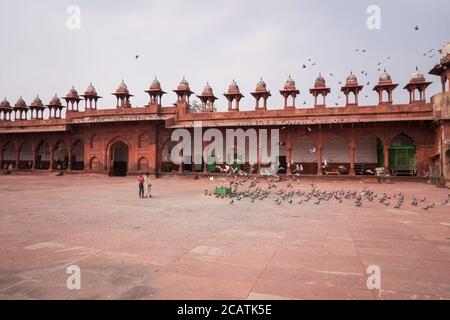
0,174 -> 449,300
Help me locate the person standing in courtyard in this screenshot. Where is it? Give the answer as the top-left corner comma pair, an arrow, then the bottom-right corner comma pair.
144,172 -> 152,198
137,172 -> 145,198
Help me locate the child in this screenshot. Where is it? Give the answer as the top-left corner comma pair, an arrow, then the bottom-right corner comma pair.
144,172 -> 152,198
137,172 -> 145,198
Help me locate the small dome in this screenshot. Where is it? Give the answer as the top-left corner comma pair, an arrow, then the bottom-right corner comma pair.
346,71 -> 358,84
411,67 -> 425,81
31,95 -> 44,108
256,77 -> 266,90
314,73 -> 326,88
116,80 -> 129,94
379,69 -> 392,82
284,75 -> 296,89
0,98 -> 11,109
202,82 -> 213,95
48,94 -> 62,106
442,41 -> 450,59
150,77 -> 161,90
228,79 -> 240,93
14,97 -> 27,109
85,82 -> 97,96
179,77 -> 189,88
66,86 -> 79,99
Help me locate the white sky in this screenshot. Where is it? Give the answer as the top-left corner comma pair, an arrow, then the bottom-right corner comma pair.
0,0 -> 449,112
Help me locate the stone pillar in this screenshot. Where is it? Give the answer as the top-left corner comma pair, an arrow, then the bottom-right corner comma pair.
15,148 -> 20,170
67,147 -> 72,172
349,145 -> 355,175
257,141 -> 261,174
317,146 -> 323,176
31,148 -> 36,170
287,148 -> 292,175
49,148 -> 54,171
383,146 -> 390,173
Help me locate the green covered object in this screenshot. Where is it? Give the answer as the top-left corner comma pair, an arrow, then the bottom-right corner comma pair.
215,187 -> 232,195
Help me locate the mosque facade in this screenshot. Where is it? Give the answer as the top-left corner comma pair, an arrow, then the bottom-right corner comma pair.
1,43 -> 450,185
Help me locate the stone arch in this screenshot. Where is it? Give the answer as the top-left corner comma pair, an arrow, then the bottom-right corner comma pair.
138,156 -> 149,171
35,140 -> 51,170
53,140 -> 68,170
323,134 -> 349,163
355,134 -> 384,175
106,136 -> 132,176
391,133 -> 415,147
382,90 -> 389,103
71,139 -> 84,170
292,136 -> 316,162
292,136 -> 316,174
348,91 -> 357,104
355,134 -> 383,163
89,156 -> 100,170
323,134 -> 349,173
2,141 -> 16,169
389,133 -> 417,176
161,138 -> 178,172
18,141 -> 33,170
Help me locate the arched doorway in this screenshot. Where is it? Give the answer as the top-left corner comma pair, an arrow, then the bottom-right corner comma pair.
110,141 -> 129,176
35,141 -> 51,170
161,139 -> 177,173
71,140 -> 84,170
292,136 -> 316,174
53,141 -> 68,170
323,135 -> 349,174
389,133 -> 417,176
3,142 -> 16,169
19,141 -> 32,170
355,134 -> 384,175
138,157 -> 149,172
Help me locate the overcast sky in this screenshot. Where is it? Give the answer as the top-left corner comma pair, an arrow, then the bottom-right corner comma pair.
0,0 -> 449,112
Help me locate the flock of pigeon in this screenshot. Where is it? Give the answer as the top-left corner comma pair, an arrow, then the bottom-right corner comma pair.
297,25 -> 441,106
204,175 -> 450,212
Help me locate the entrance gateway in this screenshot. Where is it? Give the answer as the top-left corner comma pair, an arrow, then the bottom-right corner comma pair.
111,141 -> 129,176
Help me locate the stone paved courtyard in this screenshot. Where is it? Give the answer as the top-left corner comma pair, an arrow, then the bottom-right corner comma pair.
0,174 -> 449,300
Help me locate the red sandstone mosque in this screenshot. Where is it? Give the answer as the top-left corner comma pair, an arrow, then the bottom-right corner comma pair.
1,42 -> 450,186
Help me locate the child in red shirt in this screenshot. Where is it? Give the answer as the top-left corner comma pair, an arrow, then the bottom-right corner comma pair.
138,172 -> 145,198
